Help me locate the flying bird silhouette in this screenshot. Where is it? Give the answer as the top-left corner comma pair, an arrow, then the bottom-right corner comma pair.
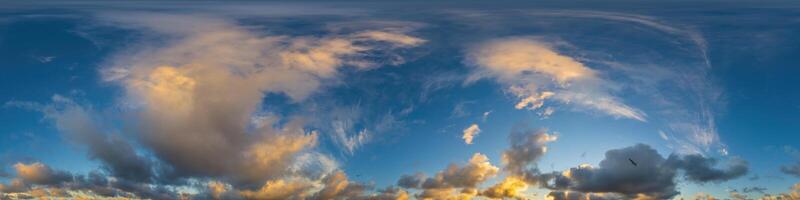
628,158 -> 638,166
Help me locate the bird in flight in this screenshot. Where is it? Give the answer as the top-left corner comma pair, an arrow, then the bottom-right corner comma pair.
628,158 -> 638,166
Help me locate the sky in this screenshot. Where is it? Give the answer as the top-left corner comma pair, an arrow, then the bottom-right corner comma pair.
1,1 -> 800,199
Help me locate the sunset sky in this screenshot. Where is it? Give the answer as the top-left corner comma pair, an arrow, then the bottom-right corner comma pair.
1,1 -> 800,199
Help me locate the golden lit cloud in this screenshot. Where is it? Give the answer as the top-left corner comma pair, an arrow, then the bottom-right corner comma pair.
97,13 -> 427,188
462,124 -> 480,144
467,37 -> 646,121
239,178 -> 315,200
481,176 -> 529,199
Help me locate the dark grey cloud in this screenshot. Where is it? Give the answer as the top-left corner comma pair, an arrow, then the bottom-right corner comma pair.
14,95 -> 157,183
742,186 -> 767,194
397,173 -> 425,189
666,154 -> 748,183
545,144 -> 679,199
541,144 -> 748,200
780,163 -> 800,177
502,128 -> 557,183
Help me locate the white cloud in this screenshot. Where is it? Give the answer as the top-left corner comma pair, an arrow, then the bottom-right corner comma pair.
659,130 -> 670,141
482,111 -> 492,121
462,124 -> 480,144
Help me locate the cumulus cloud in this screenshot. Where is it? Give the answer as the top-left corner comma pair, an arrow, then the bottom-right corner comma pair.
545,144 -> 679,199
400,153 -> 500,199
12,163 -> 73,186
502,128 -> 557,183
542,144 -> 748,199
207,181 -> 232,200
311,171 -> 370,200
92,11 -> 425,188
481,176 -> 528,199
370,187 -> 411,200
0,179 -> 27,194
0,162 -> 182,200
466,37 -> 646,121
239,178 -> 315,200
462,124 -> 480,144
397,173 -> 426,189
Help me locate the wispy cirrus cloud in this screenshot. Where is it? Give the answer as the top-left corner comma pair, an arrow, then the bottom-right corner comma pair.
466,37 -> 647,121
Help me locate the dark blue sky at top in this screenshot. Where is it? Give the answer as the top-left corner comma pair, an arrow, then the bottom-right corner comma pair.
1,1 -> 800,198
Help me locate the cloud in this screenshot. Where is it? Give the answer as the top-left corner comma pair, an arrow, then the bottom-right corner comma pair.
729,191 -> 748,200
467,37 -> 646,122
239,178 -> 315,200
206,181 -> 231,200
692,192 -> 719,200
757,183 -> 799,200
461,10 -> 725,155
93,12 -> 425,187
311,171 -> 369,200
659,130 -> 670,141
324,106 -> 373,155
400,153 -> 500,199
546,190 -> 626,200
502,128 -> 557,183
543,144 -> 748,199
545,144 -> 679,199
481,176 -> 528,199
666,154 -> 748,183
781,163 -> 800,177
462,124 -> 480,144
4,7 -> 425,198
451,101 -> 474,118
354,31 -> 426,47
11,163 -> 73,186
0,179 -> 27,194
370,187 -> 411,200
742,187 -> 768,194
526,10 -> 710,66
34,55 -> 55,63
0,162 -> 182,200
7,95 -> 155,183
397,173 -> 426,189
